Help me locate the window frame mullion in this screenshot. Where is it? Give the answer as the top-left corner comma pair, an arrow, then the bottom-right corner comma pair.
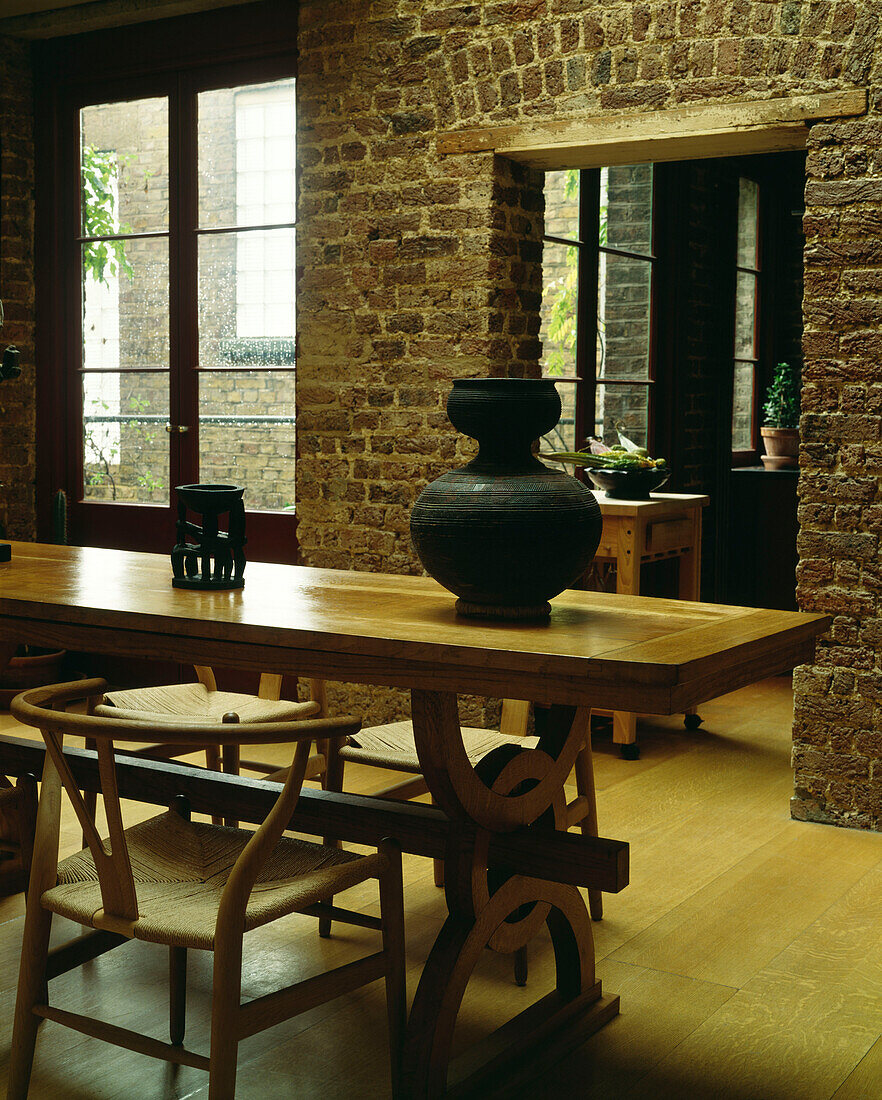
576,168 -> 600,451
171,73 -> 199,487
590,166 -> 657,451
731,173 -> 763,466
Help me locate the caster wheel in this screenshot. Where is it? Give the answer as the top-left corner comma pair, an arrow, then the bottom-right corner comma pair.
684,713 -> 703,730
619,743 -> 640,760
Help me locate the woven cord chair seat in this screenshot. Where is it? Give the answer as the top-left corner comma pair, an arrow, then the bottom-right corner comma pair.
42,810 -> 381,950
97,682 -> 320,724
340,721 -> 540,772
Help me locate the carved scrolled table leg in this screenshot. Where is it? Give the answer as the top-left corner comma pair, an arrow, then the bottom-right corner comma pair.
402,690 -> 619,1097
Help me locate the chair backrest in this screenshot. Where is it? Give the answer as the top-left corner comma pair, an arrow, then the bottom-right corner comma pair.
498,699 -> 531,738
194,664 -> 326,713
11,678 -> 360,926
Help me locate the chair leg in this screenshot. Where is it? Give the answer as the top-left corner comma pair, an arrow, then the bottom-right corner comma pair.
574,739 -> 603,921
169,946 -> 187,1045
221,744 -> 240,829
378,841 -> 406,1100
168,796 -> 190,1045
209,930 -> 243,1100
10,753 -> 64,1098
319,752 -> 345,938
7,896 -> 53,1098
83,736 -> 99,846
205,745 -> 223,825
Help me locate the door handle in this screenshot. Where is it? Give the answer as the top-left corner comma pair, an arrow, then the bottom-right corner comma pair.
165,424 -> 190,433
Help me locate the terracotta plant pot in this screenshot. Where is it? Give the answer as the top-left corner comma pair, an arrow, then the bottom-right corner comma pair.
760,427 -> 799,470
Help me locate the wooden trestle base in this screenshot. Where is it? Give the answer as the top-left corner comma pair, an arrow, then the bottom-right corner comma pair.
441,990 -> 620,1099
401,690 -> 615,1095
402,877 -> 618,1097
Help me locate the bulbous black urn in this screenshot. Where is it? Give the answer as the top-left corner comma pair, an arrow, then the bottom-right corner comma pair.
410,377 -> 602,618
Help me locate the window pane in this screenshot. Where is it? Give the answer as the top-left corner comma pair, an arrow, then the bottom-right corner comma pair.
543,169 -> 580,242
540,241 -> 578,379
737,177 -> 759,268
81,236 -> 170,371
540,380 -> 578,455
735,271 -> 757,359
198,229 -> 295,365
198,370 -> 295,512
732,363 -> 755,452
602,164 -> 653,254
598,251 -> 651,380
595,384 -> 650,449
82,372 -> 169,503
80,98 -> 168,236
198,79 -> 296,229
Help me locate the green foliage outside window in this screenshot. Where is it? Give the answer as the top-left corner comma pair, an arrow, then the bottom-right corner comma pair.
81,145 -> 135,285
543,169 -> 608,377
81,146 -> 163,498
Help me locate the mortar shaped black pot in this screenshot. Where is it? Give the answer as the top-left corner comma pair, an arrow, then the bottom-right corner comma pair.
410,377 -> 603,619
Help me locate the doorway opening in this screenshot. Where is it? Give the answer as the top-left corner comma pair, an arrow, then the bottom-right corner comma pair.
538,150 -> 806,607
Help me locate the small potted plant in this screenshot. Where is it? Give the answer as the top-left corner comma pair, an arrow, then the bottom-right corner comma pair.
760,361 -> 801,469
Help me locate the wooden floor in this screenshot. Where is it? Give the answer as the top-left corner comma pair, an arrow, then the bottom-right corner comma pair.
2,676 -> 882,1099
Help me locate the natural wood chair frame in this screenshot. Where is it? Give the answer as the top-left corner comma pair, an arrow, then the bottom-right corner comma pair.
8,679 -> 406,1100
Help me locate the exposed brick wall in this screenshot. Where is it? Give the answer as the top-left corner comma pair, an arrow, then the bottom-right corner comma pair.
0,35 -> 35,542
296,2 -> 882,811
295,21 -> 544,720
792,114 -> 882,828
4,2 -> 882,810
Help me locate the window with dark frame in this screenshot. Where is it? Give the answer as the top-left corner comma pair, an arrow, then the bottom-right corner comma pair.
76,77 -> 297,508
35,8 -> 300,561
540,164 -> 658,457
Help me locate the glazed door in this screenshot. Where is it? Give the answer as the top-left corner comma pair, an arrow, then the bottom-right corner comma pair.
53,59 -> 298,561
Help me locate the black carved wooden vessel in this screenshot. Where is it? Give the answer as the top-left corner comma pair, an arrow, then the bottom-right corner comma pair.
171,483 -> 246,590
410,377 -> 602,618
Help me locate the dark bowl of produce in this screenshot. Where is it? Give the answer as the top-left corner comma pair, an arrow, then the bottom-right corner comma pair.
587,466 -> 670,500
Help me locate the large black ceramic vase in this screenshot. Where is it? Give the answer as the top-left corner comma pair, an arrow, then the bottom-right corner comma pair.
410,377 -> 602,619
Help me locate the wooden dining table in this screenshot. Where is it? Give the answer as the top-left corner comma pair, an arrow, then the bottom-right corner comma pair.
0,542 -> 830,1096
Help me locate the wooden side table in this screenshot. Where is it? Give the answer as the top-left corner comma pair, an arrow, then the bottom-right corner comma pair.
592,491 -> 710,757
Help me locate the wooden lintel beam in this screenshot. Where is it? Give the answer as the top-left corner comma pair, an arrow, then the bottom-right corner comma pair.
437,90 -> 867,169
0,736 -> 629,893
0,0 -> 252,39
